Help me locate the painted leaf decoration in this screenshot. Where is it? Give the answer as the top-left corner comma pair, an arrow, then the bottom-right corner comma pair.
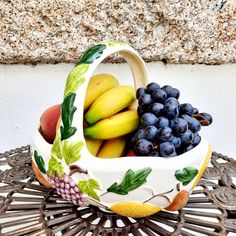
76,44 -> 106,66
64,64 -> 88,97
107,167 -> 152,195
175,167 -> 199,186
34,150 -> 46,174
62,141 -> 83,165
78,178 -> 100,201
51,135 -> 62,159
60,93 -> 77,141
47,157 -> 64,177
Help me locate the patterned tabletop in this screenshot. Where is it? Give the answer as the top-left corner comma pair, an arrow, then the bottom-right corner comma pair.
0,146 -> 235,236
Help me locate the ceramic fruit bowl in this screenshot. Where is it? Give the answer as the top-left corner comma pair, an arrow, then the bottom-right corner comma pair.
31,41 -> 212,218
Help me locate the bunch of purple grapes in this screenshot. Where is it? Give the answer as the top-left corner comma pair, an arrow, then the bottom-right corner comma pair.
133,82 -> 212,157
48,174 -> 88,206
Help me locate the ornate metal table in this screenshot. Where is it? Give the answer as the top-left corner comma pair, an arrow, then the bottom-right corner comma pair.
0,146 -> 235,235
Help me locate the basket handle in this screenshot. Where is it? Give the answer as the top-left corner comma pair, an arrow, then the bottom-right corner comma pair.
52,42 -> 149,160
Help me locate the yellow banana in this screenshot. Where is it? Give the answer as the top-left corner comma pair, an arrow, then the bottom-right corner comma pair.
84,74 -> 119,111
85,86 -> 136,124
84,110 -> 139,139
85,138 -> 103,156
97,136 -> 127,158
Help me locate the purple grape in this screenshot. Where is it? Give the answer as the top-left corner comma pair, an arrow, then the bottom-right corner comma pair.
149,103 -> 164,117
134,139 -> 153,156
171,136 -> 181,148
200,112 -> 213,125
181,130 -> 194,145
135,129 -> 145,141
165,97 -> 179,106
139,94 -> 153,106
193,133 -> 201,146
136,87 -> 146,99
159,127 -> 173,141
192,107 -> 199,114
179,103 -> 194,116
170,118 -> 188,135
152,89 -> 167,103
144,126 -> 158,141
156,117 -> 169,128
47,174 -> 88,206
146,82 -> 160,93
141,113 -> 158,127
159,142 -> 176,157
163,103 -> 179,118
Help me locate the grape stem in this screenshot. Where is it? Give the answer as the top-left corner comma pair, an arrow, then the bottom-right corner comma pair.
69,165 -> 88,176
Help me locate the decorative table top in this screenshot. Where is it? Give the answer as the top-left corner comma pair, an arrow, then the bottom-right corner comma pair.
0,146 -> 235,235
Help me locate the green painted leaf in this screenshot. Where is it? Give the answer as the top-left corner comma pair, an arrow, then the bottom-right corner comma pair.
64,64 -> 88,97
107,167 -> 152,195
34,150 -> 46,174
51,135 -> 62,159
47,157 -> 64,177
78,178 -> 100,201
104,41 -> 127,47
76,44 -> 106,66
175,167 -> 199,186
62,141 -> 83,165
60,93 -> 77,141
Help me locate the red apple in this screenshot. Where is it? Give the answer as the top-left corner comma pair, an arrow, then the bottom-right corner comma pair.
39,104 -> 61,144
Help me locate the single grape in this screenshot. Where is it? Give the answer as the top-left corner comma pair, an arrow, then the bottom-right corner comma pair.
141,113 -> 158,127
200,112 -> 213,125
134,139 -> 153,156
163,103 -> 179,118
170,118 -> 188,135
159,127 -> 173,141
162,85 -> 180,99
152,89 -> 167,103
179,103 -> 194,116
137,105 -> 146,117
159,142 -> 176,157
138,94 -> 153,106
192,107 -> 199,114
171,136 -> 181,148
135,129 -> 145,141
165,97 -> 179,106
136,87 -> 146,99
181,130 -> 194,145
188,117 -> 201,132
171,88 -> 180,99
149,151 -> 160,157
156,117 -> 169,128
149,103 -> 164,117
146,82 -> 160,93
193,133 -> 201,146
144,126 -> 159,141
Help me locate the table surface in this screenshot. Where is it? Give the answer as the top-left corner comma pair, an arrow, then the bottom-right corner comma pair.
0,146 -> 236,236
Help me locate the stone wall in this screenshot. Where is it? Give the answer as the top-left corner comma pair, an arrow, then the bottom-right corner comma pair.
0,0 -> 235,64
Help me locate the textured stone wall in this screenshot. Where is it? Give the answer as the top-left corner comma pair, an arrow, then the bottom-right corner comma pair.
0,0 -> 235,64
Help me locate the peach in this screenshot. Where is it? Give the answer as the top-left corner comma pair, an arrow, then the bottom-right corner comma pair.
39,104 -> 61,144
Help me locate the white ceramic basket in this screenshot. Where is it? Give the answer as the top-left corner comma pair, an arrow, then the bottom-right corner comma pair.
31,41 -> 212,218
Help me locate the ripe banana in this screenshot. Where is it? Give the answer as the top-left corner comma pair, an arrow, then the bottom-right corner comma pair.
97,136 -> 127,158
85,138 -> 103,156
85,86 -> 136,124
84,110 -> 139,139
84,74 -> 119,111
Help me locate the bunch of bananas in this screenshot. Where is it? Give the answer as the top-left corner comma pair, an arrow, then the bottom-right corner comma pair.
84,74 -> 139,158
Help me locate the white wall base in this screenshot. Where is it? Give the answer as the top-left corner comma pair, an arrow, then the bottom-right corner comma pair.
0,63 -> 235,158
